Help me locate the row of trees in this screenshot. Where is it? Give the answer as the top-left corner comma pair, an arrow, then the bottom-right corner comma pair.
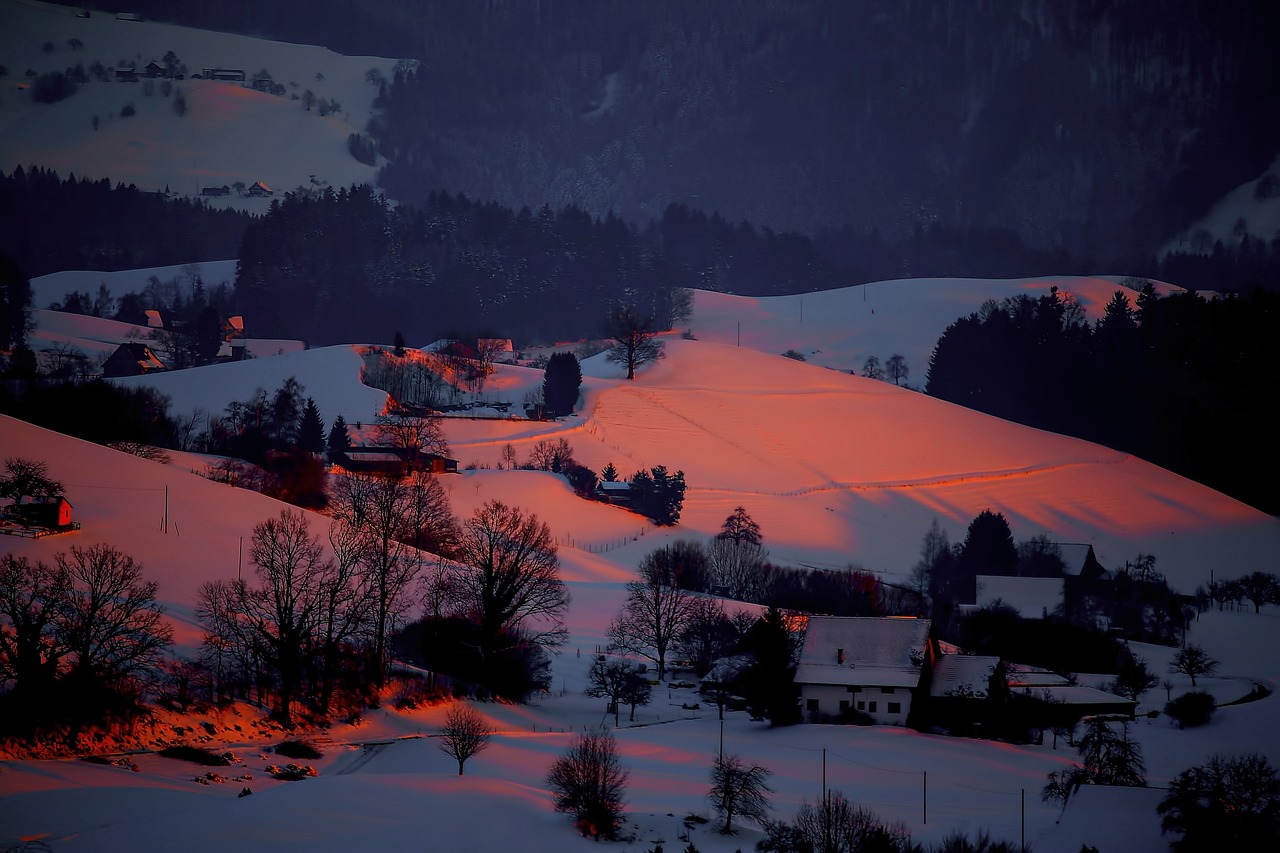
234,186 -> 697,348
0,167 -> 250,277
200,478 -> 568,719
926,284 -> 1280,514
0,544 -> 172,737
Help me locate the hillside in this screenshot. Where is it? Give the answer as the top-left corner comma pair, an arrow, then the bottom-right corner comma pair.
2,332 -> 1279,848
0,0 -> 394,204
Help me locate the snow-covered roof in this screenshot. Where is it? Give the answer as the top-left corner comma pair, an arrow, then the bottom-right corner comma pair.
1012,683 -> 1133,707
974,575 -> 1064,619
930,654 -> 1000,698
796,616 -> 931,689
1057,543 -> 1098,575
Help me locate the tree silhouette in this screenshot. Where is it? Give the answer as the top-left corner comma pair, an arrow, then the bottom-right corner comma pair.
605,306 -> 664,380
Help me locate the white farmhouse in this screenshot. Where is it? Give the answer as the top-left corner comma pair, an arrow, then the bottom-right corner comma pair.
795,616 -> 936,725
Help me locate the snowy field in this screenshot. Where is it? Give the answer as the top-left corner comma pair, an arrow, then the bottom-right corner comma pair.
2,284 -> 1279,849
3,1 -> 1278,848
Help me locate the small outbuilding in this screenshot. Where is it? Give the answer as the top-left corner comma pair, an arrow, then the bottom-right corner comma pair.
16,495 -> 73,529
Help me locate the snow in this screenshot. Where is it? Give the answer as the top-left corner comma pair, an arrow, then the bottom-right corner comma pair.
3,2 -> 1278,848
0,0 -> 396,205
3,300 -> 1279,849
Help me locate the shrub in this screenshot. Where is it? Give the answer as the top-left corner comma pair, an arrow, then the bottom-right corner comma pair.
274,740 -> 323,760
1165,691 -> 1216,728
157,745 -> 230,766
546,730 -> 628,840
120,103 -> 136,117
31,71 -> 78,103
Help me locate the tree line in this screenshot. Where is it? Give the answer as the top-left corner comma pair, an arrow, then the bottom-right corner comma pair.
926,283 -> 1280,514
0,167 -> 250,278
232,185 -> 839,347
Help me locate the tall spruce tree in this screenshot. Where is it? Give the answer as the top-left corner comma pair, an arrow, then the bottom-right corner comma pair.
326,414 -> 352,462
298,397 -> 326,455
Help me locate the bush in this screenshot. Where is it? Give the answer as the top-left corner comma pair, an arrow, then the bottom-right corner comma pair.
157,745 -> 231,766
31,71 -> 78,103
274,740 -> 323,760
546,730 -> 628,840
1166,691 -> 1216,728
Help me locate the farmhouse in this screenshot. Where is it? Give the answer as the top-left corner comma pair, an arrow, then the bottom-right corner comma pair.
247,181 -> 273,197
102,342 -> 165,377
595,480 -> 632,505
795,616 -> 937,724
338,447 -> 458,477
201,68 -> 246,82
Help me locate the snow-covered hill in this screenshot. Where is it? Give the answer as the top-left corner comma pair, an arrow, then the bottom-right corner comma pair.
0,0 -> 395,205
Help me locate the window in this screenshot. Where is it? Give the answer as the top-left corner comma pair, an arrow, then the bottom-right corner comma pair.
839,700 -> 850,714
888,702 -> 902,715
868,701 -> 877,713
856,701 -> 865,711
807,698 -> 819,712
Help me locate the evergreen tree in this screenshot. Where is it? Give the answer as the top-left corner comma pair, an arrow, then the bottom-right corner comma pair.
326,414 -> 352,462
193,304 -> 223,365
542,351 -> 582,416
0,249 -> 33,351
740,606 -> 799,726
298,397 -> 326,455
956,509 -> 1019,602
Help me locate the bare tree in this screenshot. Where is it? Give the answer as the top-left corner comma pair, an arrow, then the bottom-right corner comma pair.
235,510 -> 330,726
318,518 -> 371,712
608,551 -> 695,682
1235,571 -> 1279,613
452,500 -> 570,671
374,410 -> 449,468
0,554 -> 66,693
546,729 -> 628,840
885,353 -> 909,386
586,658 -> 648,726
605,306 -> 664,380
403,469 -> 461,558
1171,645 -> 1219,687
709,754 -> 773,834
791,791 -> 911,852
861,355 -> 883,380
330,472 -> 421,686
674,597 -> 738,678
439,702 -> 492,775
54,543 -> 173,686
0,457 -> 62,500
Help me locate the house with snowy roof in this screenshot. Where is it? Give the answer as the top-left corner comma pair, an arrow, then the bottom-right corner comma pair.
795,616 -> 937,725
